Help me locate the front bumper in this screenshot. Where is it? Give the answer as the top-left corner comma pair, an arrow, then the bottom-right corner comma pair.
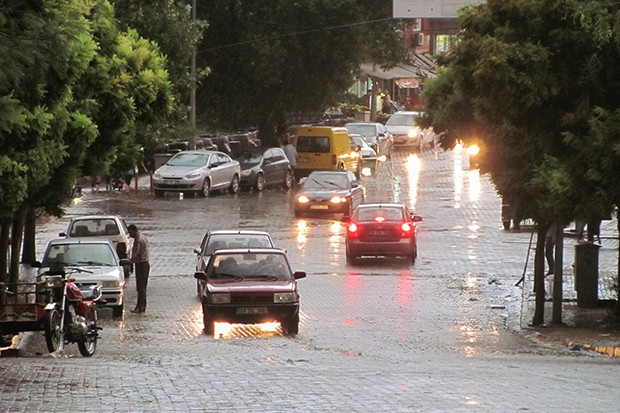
204,303 -> 299,324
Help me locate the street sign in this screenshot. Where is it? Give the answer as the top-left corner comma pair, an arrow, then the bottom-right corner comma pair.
393,0 -> 486,18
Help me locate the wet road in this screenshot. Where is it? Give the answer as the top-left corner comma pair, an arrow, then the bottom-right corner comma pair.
2,145 -> 619,412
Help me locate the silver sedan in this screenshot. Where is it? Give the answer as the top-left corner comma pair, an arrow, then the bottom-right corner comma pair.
153,150 -> 241,197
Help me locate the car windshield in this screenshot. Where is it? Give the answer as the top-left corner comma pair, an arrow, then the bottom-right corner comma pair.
209,253 -> 291,279
357,207 -> 404,221
304,174 -> 348,189
70,219 -> 119,237
233,150 -> 262,166
42,243 -> 117,267
205,234 -> 273,254
386,113 -> 420,127
346,124 -> 375,137
167,152 -> 209,167
351,136 -> 368,148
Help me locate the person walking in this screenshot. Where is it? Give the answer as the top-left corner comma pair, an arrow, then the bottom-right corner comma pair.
128,224 -> 150,313
282,136 -> 298,183
545,224 -> 556,276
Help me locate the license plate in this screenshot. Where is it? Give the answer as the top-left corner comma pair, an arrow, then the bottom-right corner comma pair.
310,205 -> 329,210
369,230 -> 391,236
164,179 -> 177,184
299,157 -> 310,163
236,307 -> 268,315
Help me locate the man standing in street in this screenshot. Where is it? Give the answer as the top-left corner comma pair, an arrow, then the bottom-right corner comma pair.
128,224 -> 150,313
282,136 -> 298,183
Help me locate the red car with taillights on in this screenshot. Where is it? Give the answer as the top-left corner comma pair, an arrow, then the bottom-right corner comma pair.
342,203 -> 422,265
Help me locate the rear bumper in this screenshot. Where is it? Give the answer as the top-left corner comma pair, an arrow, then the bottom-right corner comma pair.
347,239 -> 414,257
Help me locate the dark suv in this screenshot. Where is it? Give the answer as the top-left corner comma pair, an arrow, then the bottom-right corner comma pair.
194,248 -> 306,336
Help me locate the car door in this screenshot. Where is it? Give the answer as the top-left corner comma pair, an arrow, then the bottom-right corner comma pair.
261,149 -> 277,185
346,172 -> 365,208
268,148 -> 289,185
209,153 -> 231,190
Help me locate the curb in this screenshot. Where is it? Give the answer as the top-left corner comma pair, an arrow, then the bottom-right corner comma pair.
566,340 -> 620,357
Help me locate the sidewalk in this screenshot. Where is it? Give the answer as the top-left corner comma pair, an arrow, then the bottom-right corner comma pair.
517,218 -> 620,356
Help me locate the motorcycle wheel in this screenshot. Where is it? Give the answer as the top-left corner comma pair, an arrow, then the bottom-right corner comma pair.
78,310 -> 98,357
44,309 -> 63,353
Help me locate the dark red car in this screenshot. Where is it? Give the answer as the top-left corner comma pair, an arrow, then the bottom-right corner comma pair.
194,248 -> 306,336
343,203 -> 422,265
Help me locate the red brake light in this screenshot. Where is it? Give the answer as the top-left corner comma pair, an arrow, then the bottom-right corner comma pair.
400,222 -> 414,238
347,222 -> 360,238
374,216 -> 386,223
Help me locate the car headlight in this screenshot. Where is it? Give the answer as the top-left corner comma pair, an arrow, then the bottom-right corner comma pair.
209,293 -> 230,304
330,196 -> 346,204
185,172 -> 202,180
153,172 -> 162,179
102,280 -> 123,288
274,292 -> 296,303
407,129 -> 419,138
297,195 -> 310,203
467,145 -> 480,156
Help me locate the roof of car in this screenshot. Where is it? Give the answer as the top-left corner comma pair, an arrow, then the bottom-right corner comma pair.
172,150 -> 221,156
47,238 -> 115,245
207,229 -> 271,236
211,247 -> 286,255
70,215 -> 124,221
356,203 -> 406,209
345,122 -> 383,126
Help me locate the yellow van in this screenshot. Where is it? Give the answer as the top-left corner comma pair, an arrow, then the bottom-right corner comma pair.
293,126 -> 361,180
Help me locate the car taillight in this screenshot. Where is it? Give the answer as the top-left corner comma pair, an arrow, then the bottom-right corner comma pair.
374,216 -> 386,223
400,222 -> 414,238
347,222 -> 360,239
332,155 -> 337,165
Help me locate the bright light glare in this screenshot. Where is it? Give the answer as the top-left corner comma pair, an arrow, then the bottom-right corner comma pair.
377,155 -> 387,162
374,216 -> 386,223
466,145 -> 480,155
405,154 -> 420,210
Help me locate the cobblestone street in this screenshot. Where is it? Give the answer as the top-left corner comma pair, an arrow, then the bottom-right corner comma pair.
1,146 -> 619,412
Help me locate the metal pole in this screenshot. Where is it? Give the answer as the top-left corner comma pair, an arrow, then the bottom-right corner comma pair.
189,0 -> 197,150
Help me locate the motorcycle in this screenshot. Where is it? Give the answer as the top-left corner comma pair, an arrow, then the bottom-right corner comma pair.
40,266 -> 105,357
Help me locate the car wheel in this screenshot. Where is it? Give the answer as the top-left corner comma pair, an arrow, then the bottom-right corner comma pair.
281,314 -> 299,336
228,175 -> 240,194
112,303 -> 123,317
346,247 -> 356,265
407,250 -> 416,266
154,190 -> 164,198
283,171 -> 293,190
199,179 -> 210,197
255,173 -> 265,191
202,304 -> 214,335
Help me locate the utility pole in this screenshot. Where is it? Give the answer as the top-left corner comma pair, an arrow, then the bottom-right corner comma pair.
189,0 -> 197,150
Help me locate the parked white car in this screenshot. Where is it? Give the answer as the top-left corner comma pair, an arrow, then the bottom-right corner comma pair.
35,239 -> 129,317
153,150 -> 241,197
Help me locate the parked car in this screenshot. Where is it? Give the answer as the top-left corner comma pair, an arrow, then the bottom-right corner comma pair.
231,147 -> 293,191
193,229 -> 275,295
294,170 -> 365,217
59,215 -> 133,277
152,150 -> 240,198
35,239 -> 130,317
344,122 -> 393,160
194,248 -> 306,336
385,111 -> 427,152
350,134 -> 377,173
342,203 -> 422,265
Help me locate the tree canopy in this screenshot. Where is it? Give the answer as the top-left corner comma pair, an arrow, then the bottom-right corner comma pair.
421,0 -> 620,322
195,0 -> 407,146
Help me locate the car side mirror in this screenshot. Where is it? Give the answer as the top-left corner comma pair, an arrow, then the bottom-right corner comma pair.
194,271 -> 207,281
411,215 -> 423,222
193,247 -> 202,255
59,232 -> 67,237
351,182 -> 359,188
293,271 -> 306,280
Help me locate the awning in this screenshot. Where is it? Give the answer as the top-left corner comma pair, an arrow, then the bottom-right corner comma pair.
394,78 -> 419,88
360,54 -> 437,83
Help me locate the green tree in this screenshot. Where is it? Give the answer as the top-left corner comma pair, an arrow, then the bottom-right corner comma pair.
195,0 -> 407,147
421,0 -> 620,324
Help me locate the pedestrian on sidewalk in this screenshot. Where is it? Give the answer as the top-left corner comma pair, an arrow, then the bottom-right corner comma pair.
128,224 -> 150,313
545,224 -> 556,275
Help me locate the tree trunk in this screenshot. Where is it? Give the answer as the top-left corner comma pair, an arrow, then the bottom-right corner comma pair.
21,208 -> 37,265
532,225 -> 547,326
0,219 -> 11,284
551,223 -> 564,324
9,211 -> 25,284
617,216 -> 620,314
